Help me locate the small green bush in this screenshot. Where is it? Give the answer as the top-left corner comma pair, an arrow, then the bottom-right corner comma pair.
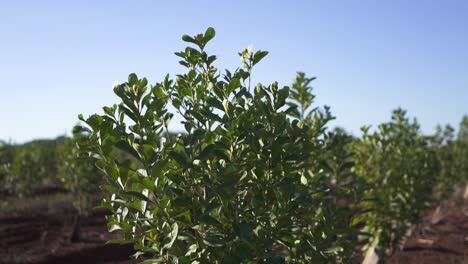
57,133 -> 102,215
4,139 -> 60,197
77,28 -> 358,263
430,124 -> 457,200
353,109 -> 439,256
454,116 -> 468,186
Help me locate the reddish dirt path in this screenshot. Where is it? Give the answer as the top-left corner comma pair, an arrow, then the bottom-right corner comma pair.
0,210 -> 144,264
387,203 -> 468,263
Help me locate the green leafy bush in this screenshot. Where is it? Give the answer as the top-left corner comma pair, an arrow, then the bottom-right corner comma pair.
353,109 -> 439,256
77,28 -> 358,263
57,133 -> 102,214
430,124 -> 457,200
288,74 -> 364,260
0,141 -> 15,196
4,139 -> 60,197
454,116 -> 468,186
426,116 -> 467,202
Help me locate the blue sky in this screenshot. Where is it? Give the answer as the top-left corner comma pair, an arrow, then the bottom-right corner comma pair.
1,0 -> 467,143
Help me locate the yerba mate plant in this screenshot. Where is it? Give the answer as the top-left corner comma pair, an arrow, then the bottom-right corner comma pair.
454,116 -> 468,188
77,28 -> 357,263
430,124 -> 457,200
57,132 -> 102,215
353,109 -> 439,257
0,142 -> 15,196
287,73 -> 365,260
5,140 -> 60,197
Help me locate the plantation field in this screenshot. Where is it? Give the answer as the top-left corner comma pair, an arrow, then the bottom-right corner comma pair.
1,28 -> 467,263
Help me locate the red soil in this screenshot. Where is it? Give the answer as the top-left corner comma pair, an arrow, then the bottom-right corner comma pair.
387,203 -> 468,263
0,210 -> 143,264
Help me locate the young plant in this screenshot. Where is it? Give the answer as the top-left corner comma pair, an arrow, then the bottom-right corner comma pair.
6,140 -> 60,197
287,74 -> 364,261
430,124 -> 457,200
455,116 -> 468,188
58,134 -> 102,214
77,28 -> 356,263
0,141 -> 15,196
57,133 -> 103,241
353,109 -> 439,257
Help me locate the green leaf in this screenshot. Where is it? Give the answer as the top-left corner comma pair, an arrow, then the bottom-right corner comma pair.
125,190 -> 152,203
115,140 -> 140,160
170,151 -> 189,167
204,27 -> 216,43
105,165 -> 120,180
274,87 -> 289,110
199,109 -> 223,123
128,73 -> 138,84
182,34 -> 197,45
199,144 -> 216,161
202,233 -> 224,247
300,175 -> 308,185
252,50 -> 269,66
162,222 -> 179,251
228,78 -> 241,94
110,178 -> 124,191
206,96 -> 224,111
109,224 -> 122,232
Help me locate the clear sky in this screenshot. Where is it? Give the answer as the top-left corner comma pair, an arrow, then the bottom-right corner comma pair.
1,0 -> 467,143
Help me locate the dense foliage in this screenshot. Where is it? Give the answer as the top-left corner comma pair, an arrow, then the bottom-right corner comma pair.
77,28 -> 360,263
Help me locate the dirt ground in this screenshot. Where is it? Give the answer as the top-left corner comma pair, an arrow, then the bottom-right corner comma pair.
0,209 -> 143,264
0,194 -> 467,264
386,201 -> 468,264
